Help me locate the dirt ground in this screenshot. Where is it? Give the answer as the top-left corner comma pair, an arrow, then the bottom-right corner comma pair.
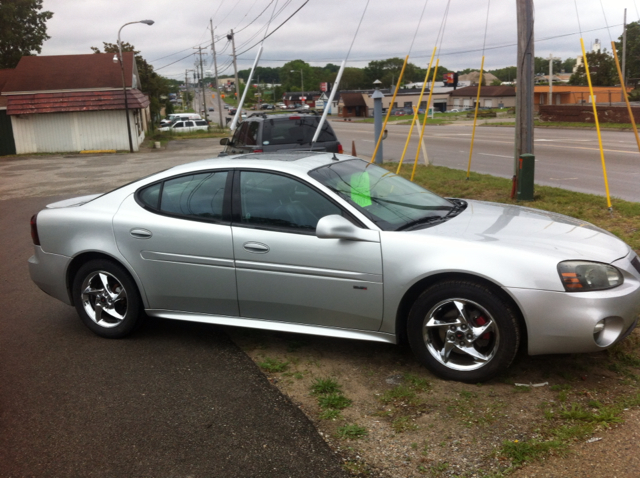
228,327 -> 640,478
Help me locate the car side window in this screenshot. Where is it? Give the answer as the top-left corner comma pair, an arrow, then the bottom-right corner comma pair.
232,122 -> 249,147
138,172 -> 228,221
173,122 -> 184,128
246,121 -> 259,146
185,121 -> 194,127
238,171 -> 342,233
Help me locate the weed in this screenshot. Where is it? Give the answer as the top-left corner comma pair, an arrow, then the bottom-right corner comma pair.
392,416 -> 418,433
549,423 -> 595,441
287,339 -> 308,353
319,409 -> 342,420
460,390 -> 478,399
550,384 -> 572,391
404,373 -> 431,391
311,377 -> 342,396
558,390 -> 568,403
379,385 -> 417,405
500,438 -> 566,466
558,403 -> 623,424
342,460 -> 371,475
258,357 -> 289,373
431,461 -> 449,472
513,385 -> 531,393
318,393 -> 352,410
337,424 -> 368,439
411,442 -> 418,449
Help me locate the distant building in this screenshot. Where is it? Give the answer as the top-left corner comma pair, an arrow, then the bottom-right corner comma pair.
449,85 -> 516,109
1,53 -> 150,154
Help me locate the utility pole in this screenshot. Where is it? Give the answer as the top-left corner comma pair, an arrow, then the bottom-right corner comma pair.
547,53 -> 561,105
516,0 -> 534,174
622,8 -> 628,102
184,70 -> 188,112
210,19 -> 225,128
194,47 -> 208,122
227,29 -> 241,104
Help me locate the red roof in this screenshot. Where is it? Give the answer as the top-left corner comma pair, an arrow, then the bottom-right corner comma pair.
2,52 -> 137,93
7,90 -> 150,115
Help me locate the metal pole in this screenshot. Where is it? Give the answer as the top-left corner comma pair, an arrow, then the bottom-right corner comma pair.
117,30 -> 134,153
622,8 -> 628,102
373,86 -> 384,164
194,47 -> 208,122
228,29 -> 241,103
516,0 -> 534,175
210,21 -> 225,128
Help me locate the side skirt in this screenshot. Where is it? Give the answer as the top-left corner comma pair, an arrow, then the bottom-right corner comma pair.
146,309 -> 398,344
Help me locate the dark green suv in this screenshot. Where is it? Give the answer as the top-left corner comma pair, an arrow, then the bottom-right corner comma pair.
219,113 -> 343,156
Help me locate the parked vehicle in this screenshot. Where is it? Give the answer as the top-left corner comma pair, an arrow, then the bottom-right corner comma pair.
260,104 -> 275,110
219,113 -> 343,155
276,102 -> 286,109
28,154 -> 640,382
158,119 -> 209,133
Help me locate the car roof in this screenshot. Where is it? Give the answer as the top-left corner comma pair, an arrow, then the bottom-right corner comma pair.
164,152 -> 356,178
243,113 -> 321,122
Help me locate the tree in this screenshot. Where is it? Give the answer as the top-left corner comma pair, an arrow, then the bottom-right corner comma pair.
562,58 -> 577,73
0,0 -> 53,68
489,66 -> 517,82
363,58 -> 423,88
616,22 -> 640,85
569,50 -> 616,86
91,42 -> 170,123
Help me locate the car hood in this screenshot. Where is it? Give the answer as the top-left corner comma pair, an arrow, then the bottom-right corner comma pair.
414,200 -> 629,263
46,194 -> 102,209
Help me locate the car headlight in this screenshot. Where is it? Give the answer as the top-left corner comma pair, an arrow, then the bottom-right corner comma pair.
557,261 -> 623,292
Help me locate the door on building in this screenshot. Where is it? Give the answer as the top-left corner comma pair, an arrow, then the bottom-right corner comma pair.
0,111 -> 16,156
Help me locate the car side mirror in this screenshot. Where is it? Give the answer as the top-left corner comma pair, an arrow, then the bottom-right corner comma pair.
220,137 -> 229,145
316,215 -> 379,243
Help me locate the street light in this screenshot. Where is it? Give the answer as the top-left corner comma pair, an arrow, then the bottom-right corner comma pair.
116,19 -> 154,152
290,69 -> 304,104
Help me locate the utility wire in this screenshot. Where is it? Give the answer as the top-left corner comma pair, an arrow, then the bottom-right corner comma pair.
236,0 -> 309,56
598,0 -> 613,44
408,0 -> 429,56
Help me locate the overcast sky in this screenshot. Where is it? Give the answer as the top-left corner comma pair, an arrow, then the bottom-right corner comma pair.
39,0 -> 640,82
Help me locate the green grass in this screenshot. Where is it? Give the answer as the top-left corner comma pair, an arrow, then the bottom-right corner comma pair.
379,385 -> 417,405
390,164 -> 640,254
392,416 -> 418,433
500,438 -> 567,466
318,393 -> 352,410
311,377 -> 343,396
337,424 -> 368,439
258,357 -> 289,373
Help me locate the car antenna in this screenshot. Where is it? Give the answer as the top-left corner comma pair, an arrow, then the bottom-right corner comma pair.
332,152 -> 339,161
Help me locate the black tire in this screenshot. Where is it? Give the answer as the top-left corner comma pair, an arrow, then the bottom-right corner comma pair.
72,259 -> 144,338
407,280 -> 520,383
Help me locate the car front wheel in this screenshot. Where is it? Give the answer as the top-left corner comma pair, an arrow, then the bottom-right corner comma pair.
72,259 -> 144,338
407,280 -> 521,383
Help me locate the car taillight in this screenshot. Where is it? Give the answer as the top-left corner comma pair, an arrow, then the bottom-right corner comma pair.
337,143 -> 343,154
30,213 -> 40,245
253,149 -> 263,153
289,116 -> 301,120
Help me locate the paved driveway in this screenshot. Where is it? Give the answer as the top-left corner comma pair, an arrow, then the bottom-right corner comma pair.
0,142 -> 348,477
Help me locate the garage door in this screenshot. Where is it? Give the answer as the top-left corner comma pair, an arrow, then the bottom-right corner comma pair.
0,110 -> 16,156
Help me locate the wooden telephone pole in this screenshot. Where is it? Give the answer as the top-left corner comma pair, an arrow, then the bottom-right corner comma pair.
515,0 -> 534,175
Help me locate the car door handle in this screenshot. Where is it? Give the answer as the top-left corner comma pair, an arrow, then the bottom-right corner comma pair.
243,242 -> 269,254
130,228 -> 152,239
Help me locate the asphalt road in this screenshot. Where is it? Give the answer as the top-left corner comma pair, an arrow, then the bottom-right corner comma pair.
331,121 -> 640,202
0,145 -> 348,477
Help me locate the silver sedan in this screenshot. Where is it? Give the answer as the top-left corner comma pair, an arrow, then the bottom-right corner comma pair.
28,153 -> 640,382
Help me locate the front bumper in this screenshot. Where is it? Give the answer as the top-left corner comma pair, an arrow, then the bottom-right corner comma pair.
28,246 -> 72,305
508,252 -> 640,355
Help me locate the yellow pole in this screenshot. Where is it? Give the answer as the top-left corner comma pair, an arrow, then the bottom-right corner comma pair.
370,55 -> 410,163
410,59 -> 440,181
611,41 -> 640,154
466,57 -> 485,179
396,47 -> 437,174
581,38 -> 612,209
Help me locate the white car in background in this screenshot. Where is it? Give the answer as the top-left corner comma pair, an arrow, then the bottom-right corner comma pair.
158,119 -> 209,133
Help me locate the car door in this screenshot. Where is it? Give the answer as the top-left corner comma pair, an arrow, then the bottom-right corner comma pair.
113,170 -> 238,316
231,170 -> 383,331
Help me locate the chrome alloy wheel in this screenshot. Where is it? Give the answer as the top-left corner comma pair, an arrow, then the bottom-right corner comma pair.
80,271 -> 128,328
423,298 -> 500,371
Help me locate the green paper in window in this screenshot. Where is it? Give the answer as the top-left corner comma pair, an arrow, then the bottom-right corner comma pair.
351,172 -> 372,207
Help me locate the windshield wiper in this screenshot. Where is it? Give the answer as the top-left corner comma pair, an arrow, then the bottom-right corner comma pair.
444,199 -> 467,218
395,215 -> 446,231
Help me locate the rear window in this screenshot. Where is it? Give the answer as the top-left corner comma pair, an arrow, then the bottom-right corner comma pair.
195,120 -> 208,126
262,117 -> 337,146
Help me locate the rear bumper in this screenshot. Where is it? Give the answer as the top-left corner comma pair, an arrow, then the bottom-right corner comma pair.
28,246 -> 72,305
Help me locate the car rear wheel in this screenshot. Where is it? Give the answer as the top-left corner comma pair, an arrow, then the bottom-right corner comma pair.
407,280 -> 520,383
72,259 -> 143,338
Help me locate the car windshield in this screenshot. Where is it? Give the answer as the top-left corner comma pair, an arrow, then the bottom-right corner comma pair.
309,159 -> 455,231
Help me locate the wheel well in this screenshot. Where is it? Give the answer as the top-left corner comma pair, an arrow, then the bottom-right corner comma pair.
395,272 -> 528,352
65,252 -> 134,306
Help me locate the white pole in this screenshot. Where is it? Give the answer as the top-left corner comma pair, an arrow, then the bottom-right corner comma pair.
230,44 -> 263,131
311,60 -> 346,145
